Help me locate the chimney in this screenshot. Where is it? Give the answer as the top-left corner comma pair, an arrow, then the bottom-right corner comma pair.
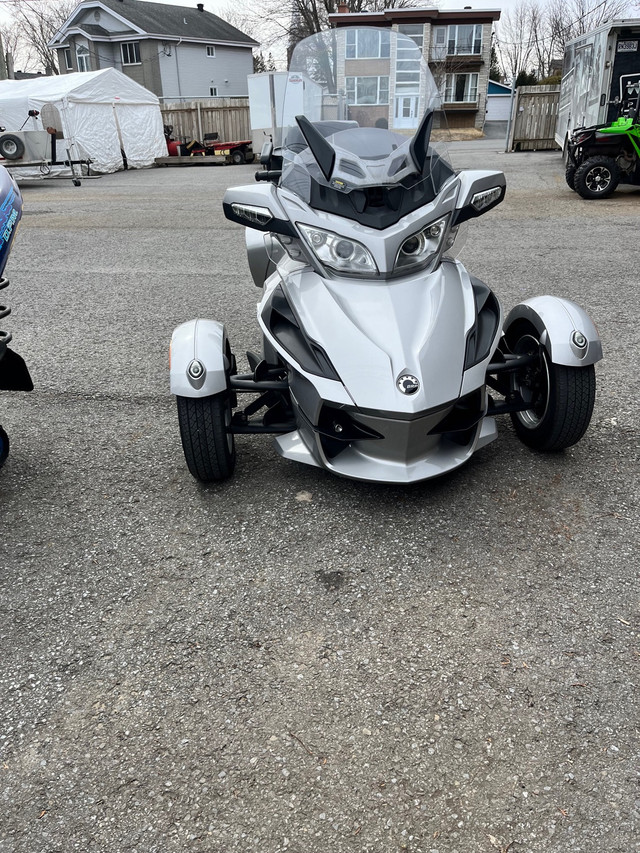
197,3 -> 204,9
337,3 -> 348,13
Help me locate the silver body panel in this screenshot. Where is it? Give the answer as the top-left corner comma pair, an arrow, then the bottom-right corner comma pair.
504,296 -> 603,366
258,259 -> 483,413
252,213 -> 505,479
170,319 -> 229,397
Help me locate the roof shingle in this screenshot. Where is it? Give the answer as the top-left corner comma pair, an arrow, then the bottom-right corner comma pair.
96,0 -> 257,45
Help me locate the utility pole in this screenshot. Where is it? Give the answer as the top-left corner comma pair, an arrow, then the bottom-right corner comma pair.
0,33 -> 7,80
505,70 -> 517,153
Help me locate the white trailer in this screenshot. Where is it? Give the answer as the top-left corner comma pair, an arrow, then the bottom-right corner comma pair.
556,18 -> 640,149
248,72 -> 324,153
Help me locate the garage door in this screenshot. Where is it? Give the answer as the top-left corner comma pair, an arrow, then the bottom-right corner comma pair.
486,94 -> 512,122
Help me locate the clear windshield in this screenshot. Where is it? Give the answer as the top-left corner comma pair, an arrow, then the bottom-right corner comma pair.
279,27 -> 452,207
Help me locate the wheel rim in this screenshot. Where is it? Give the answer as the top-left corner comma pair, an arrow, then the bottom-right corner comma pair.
512,334 -> 550,429
585,165 -> 612,193
3,141 -> 17,156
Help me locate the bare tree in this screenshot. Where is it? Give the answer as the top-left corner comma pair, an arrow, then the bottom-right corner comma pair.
249,0 -> 425,61
550,0 -> 632,41
495,1 -> 537,81
219,0 -> 426,72
0,18 -> 35,76
6,0 -> 76,75
497,0 -> 634,82
217,3 -> 262,42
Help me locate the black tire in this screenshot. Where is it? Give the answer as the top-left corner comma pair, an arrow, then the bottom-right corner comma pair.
0,425 -> 8,468
565,163 -> 577,190
177,393 -> 236,482
0,134 -> 25,161
231,149 -> 245,165
507,327 -> 596,451
574,156 -> 619,199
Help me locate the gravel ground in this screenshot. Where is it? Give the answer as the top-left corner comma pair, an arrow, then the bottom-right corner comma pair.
0,145 -> 638,853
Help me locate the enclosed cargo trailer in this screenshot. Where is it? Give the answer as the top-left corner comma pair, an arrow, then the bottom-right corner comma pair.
557,19 -> 640,150
248,72 -> 324,153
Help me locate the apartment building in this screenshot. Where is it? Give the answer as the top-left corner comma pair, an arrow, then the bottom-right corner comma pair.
328,5 -> 501,130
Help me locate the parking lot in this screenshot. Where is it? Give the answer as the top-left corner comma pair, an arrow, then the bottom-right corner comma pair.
1,143 -> 638,853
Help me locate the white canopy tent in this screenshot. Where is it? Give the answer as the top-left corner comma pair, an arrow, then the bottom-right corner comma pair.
0,68 -> 166,173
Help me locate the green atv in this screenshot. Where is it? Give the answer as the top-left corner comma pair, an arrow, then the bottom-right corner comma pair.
566,74 -> 640,200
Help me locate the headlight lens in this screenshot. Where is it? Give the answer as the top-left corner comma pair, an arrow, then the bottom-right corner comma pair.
394,215 -> 449,272
297,224 -> 378,276
230,203 -> 273,226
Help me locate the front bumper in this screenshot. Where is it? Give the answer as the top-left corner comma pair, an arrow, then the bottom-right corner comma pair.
274,395 -> 497,484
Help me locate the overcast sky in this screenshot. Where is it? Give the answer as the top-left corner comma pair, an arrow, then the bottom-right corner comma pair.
0,0 -> 546,71
0,0 -> 515,31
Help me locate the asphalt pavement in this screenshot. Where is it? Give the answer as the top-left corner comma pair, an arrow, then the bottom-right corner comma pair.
0,146 -> 638,853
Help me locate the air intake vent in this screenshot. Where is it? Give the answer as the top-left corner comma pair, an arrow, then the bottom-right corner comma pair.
339,159 -> 366,179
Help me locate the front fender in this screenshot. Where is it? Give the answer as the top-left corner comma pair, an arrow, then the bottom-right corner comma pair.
504,296 -> 603,366
170,319 -> 230,397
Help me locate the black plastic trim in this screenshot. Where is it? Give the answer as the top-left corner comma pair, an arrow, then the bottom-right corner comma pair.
464,276 -> 501,369
428,389 -> 485,435
451,185 -> 506,227
409,110 -> 434,175
222,201 -> 296,237
263,285 -> 340,381
295,115 -> 336,181
308,161 -> 455,231
0,346 -> 33,391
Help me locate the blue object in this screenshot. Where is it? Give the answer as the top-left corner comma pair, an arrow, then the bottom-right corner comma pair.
0,165 -> 23,280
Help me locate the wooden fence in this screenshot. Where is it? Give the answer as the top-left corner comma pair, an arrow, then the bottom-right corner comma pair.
508,85 -> 561,151
159,98 -> 251,143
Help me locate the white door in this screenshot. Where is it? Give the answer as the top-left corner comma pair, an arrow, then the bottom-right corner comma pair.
394,95 -> 420,129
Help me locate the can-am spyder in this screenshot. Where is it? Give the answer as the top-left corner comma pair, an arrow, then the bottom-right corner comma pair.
0,164 -> 32,468
170,28 -> 602,485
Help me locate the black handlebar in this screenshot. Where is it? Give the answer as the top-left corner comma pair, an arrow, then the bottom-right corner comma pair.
255,170 -> 282,182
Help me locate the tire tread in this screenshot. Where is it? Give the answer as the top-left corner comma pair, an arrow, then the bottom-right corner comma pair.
177,394 -> 235,482
574,156 -> 619,199
512,363 -> 596,451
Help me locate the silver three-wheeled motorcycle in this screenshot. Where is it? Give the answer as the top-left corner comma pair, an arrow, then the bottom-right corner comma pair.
170,28 -> 602,485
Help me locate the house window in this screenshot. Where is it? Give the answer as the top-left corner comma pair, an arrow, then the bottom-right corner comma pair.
64,48 -> 73,71
432,26 -> 447,61
444,72 -> 479,103
345,76 -> 389,105
447,24 -> 482,55
206,45 -> 216,57
210,86 -> 218,96
76,45 -> 90,72
346,29 -> 391,59
121,42 -> 141,65
396,25 -> 423,94
398,24 -> 423,51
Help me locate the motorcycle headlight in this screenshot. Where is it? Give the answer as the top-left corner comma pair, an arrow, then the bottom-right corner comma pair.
297,224 -> 378,277
394,215 -> 450,273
